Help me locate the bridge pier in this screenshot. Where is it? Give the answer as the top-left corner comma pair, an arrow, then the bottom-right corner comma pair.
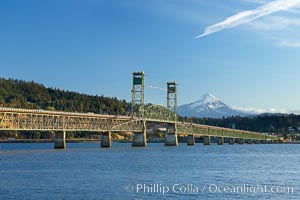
260,140 -> 266,144
203,136 -> 211,145
246,139 -> 253,144
165,123 -> 178,146
54,131 -> 66,149
187,134 -> 195,146
101,132 -> 112,148
132,121 -> 147,147
217,137 -> 224,145
228,138 -> 235,145
267,140 -> 272,144
238,138 -> 244,144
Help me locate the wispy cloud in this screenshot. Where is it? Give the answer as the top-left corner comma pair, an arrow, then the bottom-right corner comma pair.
233,106 -> 291,114
243,0 -> 271,4
195,0 -> 300,39
247,15 -> 300,30
246,15 -> 300,47
278,40 -> 300,47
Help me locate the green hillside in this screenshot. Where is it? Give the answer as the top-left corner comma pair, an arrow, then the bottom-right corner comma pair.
0,78 -> 130,115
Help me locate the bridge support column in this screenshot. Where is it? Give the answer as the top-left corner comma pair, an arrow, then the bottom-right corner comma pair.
267,140 -> 272,144
228,138 -> 235,145
260,140 -> 266,144
187,134 -> 195,146
203,136 -> 211,145
253,140 -> 260,144
217,137 -> 224,145
165,123 -> 178,146
54,131 -> 66,149
132,121 -> 147,147
246,139 -> 253,144
238,138 -> 244,144
101,132 -> 112,148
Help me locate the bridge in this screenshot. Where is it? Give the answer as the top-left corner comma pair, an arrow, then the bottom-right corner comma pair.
0,71 -> 278,148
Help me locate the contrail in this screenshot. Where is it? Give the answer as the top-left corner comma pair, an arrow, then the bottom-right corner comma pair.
195,0 -> 300,39
146,85 -> 167,92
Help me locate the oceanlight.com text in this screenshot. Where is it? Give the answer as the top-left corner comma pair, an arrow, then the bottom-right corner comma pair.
124,183 -> 294,196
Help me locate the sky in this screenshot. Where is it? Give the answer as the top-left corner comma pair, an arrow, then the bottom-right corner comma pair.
1,0 -> 300,112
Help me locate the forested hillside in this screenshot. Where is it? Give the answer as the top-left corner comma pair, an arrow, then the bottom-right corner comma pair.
0,78 -> 130,115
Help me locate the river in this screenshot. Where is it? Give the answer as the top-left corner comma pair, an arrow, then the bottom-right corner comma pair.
0,143 -> 299,199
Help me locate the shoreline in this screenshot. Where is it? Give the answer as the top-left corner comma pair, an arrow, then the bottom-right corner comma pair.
0,139 -> 102,143
0,139 -> 186,144
1,139 -> 299,144
284,141 -> 300,144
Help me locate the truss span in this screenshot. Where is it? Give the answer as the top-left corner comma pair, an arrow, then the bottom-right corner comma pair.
0,107 -> 278,141
140,104 -> 177,123
0,107 -> 141,132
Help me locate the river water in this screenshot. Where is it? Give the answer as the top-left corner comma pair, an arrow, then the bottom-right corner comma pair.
0,142 -> 299,199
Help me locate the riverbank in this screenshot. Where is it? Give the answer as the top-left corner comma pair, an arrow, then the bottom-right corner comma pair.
0,139 -> 102,143
284,141 -> 300,144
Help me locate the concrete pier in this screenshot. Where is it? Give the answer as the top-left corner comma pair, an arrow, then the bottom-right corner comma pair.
254,140 -> 260,144
101,132 -> 112,148
260,140 -> 266,144
132,121 -> 147,147
228,138 -> 235,145
217,137 -> 224,145
204,136 -> 211,145
267,140 -> 272,144
54,131 -> 66,149
234,138 -> 240,144
165,123 -> 178,146
238,138 -> 244,144
246,139 -> 253,144
187,134 -> 195,146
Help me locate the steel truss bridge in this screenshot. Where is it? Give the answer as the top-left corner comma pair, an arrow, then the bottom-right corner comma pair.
0,71 -> 278,148
0,106 -> 277,140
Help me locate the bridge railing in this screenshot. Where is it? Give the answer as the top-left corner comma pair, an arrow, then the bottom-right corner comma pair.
177,122 -> 278,140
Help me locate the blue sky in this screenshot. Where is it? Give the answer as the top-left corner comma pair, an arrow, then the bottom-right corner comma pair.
1,0 -> 300,112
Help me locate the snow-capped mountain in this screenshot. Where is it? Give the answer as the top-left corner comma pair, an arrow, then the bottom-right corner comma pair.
178,93 -> 297,118
178,93 -> 251,118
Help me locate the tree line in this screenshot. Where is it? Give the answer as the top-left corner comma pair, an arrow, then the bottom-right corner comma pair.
0,78 -> 130,115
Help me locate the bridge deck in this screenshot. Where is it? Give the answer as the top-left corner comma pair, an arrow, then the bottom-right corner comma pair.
0,107 -> 277,140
